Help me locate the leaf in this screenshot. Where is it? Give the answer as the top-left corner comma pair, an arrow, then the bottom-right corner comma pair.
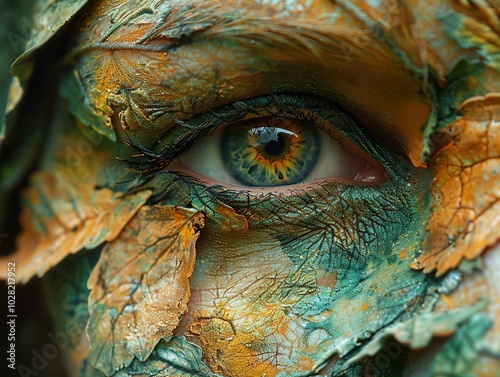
0,171 -> 151,283
388,299 -> 488,349
139,173 -> 248,232
429,313 -> 493,376
86,205 -> 205,376
436,59 -> 484,129
113,337 -> 220,377
15,0 -> 91,64
80,357 -> 107,377
3,0 -> 91,142
60,60 -> 118,142
190,189 -> 248,232
412,94 -> 500,276
334,299 -> 488,374
439,12 -> 500,70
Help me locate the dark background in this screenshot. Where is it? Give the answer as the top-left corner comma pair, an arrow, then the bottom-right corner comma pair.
1,1 -> 67,376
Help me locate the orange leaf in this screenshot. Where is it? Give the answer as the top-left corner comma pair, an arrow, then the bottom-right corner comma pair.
412,94 -> 500,276
0,172 -> 151,283
86,205 -> 204,376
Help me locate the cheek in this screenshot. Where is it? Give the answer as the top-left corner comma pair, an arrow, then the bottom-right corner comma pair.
177,191 -> 435,376
179,226 -> 303,376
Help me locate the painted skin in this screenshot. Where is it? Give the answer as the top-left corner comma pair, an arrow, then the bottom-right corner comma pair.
1,0 -> 500,376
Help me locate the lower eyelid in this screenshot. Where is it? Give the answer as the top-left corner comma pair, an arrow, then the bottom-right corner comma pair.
167,158 -> 385,197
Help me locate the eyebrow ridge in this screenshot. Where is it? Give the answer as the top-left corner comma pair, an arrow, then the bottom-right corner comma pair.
75,1 -> 398,68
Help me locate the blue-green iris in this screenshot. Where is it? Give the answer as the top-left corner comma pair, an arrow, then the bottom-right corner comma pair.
220,117 -> 321,187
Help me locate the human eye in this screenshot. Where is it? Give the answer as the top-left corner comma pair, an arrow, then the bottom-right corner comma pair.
173,93 -> 386,189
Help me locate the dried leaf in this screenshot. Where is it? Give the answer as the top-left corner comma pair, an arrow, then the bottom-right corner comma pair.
0,172 -> 151,283
86,205 -> 205,376
412,94 -> 500,276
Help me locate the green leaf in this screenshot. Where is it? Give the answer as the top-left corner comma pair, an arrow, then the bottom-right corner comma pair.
334,299 -> 488,375
59,65 -> 117,142
439,12 -> 500,70
437,59 -> 484,128
113,337 -> 221,377
3,0 -> 91,144
429,312 -> 493,376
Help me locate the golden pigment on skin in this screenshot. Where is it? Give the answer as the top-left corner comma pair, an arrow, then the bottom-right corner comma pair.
0,1 -> 500,376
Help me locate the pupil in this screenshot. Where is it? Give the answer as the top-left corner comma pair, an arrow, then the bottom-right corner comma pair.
262,132 -> 285,156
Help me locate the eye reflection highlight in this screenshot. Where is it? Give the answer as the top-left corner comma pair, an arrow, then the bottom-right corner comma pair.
176,115 -> 386,189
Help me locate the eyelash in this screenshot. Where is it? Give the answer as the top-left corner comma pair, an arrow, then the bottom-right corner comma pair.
122,93 -> 390,183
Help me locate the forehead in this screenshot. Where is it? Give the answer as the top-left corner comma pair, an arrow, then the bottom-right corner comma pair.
52,0 -> 498,166
76,0 -> 467,67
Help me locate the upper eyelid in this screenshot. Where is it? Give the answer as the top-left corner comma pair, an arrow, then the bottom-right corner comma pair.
121,94 -> 330,176
121,96 -> 270,175
121,102 -> 252,175
122,93 -> 395,181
